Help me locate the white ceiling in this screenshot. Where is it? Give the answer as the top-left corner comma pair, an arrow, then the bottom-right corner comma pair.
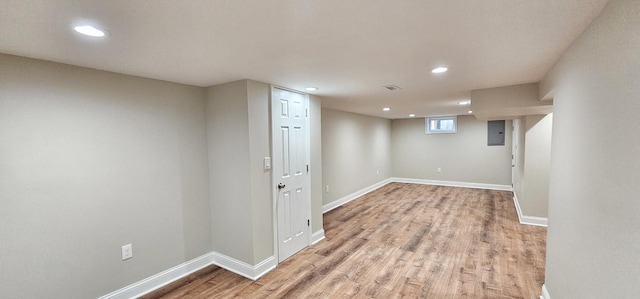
0,0 -> 608,119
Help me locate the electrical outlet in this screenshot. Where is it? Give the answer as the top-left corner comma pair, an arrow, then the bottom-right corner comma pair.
325,185 -> 330,193
121,244 -> 133,261
437,168 -> 442,173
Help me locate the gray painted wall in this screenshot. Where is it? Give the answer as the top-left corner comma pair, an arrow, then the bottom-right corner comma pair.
391,115 -> 512,185
321,108 -> 391,205
542,0 -> 640,297
0,54 -> 211,298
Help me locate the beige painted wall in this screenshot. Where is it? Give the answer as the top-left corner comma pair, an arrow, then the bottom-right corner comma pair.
321,109 -> 391,205
512,118 -> 526,202
206,81 -> 323,264
521,114 -> 552,218
391,115 -> 512,185
0,54 -> 211,298
0,55 -> 323,297
542,0 -> 640,297
309,96 -> 324,233
205,80 -> 275,264
205,80 -> 255,263
247,80 -> 274,263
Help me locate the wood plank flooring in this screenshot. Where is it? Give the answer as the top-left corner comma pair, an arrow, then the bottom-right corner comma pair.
143,183 -> 546,298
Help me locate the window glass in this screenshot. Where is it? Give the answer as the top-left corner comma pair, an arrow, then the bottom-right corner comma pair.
426,116 -> 457,134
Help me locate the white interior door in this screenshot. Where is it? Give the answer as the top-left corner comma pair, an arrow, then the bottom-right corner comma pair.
271,87 -> 310,263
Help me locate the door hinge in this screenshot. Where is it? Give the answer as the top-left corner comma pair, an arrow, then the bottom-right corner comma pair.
306,108 -> 308,117
306,164 -> 309,173
307,219 -> 310,226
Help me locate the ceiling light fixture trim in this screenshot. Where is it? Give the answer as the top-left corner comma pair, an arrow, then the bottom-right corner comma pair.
73,24 -> 108,37
431,66 -> 448,74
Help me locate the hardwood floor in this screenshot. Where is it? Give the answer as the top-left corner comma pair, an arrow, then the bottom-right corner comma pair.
143,183 -> 546,298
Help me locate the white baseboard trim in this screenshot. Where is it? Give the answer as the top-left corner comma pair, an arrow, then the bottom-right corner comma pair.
392,177 -> 513,191
99,252 -> 276,299
541,284 -> 551,299
98,252 -> 215,299
513,194 -> 524,223
211,252 -> 276,281
311,229 -> 325,245
322,178 -> 393,213
513,194 -> 548,227
521,215 -> 548,227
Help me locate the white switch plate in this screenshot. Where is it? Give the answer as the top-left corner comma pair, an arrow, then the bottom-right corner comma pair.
121,244 -> 133,261
437,168 -> 442,173
264,157 -> 271,170
325,185 -> 330,193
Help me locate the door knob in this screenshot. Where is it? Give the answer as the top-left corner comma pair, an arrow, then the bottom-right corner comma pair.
278,183 -> 286,190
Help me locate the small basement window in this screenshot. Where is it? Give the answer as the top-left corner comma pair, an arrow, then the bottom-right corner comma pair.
426,116 -> 457,134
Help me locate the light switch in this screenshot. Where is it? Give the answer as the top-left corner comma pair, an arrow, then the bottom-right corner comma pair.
264,157 -> 271,170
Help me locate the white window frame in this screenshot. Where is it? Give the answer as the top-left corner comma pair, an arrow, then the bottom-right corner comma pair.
425,116 -> 457,134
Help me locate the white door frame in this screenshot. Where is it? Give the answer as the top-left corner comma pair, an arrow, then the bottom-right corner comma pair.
270,85 -> 312,263
512,118 -> 520,189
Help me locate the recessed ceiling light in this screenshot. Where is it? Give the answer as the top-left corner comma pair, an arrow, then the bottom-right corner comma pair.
383,107 -> 391,111
458,100 -> 471,105
74,25 -> 107,37
468,110 -> 473,114
409,114 -> 416,117
305,87 -> 318,91
431,66 -> 448,74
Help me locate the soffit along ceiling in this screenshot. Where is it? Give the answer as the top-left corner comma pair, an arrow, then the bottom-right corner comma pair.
0,0 -> 608,119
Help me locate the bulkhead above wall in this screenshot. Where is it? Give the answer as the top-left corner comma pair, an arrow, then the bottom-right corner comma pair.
470,83 -> 553,120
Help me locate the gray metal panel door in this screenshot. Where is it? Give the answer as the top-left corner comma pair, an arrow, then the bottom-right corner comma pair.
488,120 -> 505,146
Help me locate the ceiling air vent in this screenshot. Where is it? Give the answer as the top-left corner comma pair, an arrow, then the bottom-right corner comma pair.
383,85 -> 401,91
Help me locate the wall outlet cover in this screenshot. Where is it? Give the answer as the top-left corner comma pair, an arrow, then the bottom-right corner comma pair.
122,244 -> 133,261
